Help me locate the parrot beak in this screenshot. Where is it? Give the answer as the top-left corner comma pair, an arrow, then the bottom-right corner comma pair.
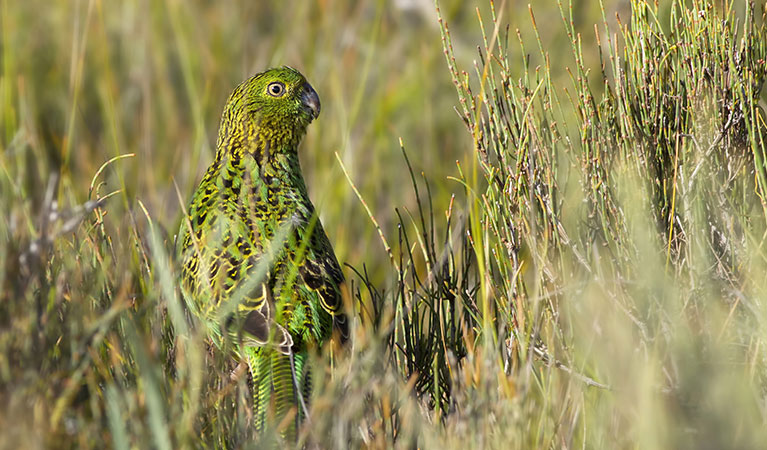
301,83 -> 321,120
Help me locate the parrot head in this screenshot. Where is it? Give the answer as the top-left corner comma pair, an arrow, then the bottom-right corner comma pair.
220,66 -> 321,149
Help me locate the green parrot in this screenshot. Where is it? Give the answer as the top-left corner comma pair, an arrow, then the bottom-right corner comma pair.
176,67 -> 348,441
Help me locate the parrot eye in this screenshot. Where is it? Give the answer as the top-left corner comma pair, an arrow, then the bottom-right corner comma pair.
267,82 -> 285,97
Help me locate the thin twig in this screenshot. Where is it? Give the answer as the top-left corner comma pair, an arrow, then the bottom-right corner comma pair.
532,345 -> 611,390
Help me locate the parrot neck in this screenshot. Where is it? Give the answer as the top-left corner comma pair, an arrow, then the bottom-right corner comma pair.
215,116 -> 306,167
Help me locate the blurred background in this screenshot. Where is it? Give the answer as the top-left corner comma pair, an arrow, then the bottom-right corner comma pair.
0,0 -> 629,282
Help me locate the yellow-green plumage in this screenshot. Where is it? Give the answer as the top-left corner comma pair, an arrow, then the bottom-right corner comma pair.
176,67 -> 347,440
